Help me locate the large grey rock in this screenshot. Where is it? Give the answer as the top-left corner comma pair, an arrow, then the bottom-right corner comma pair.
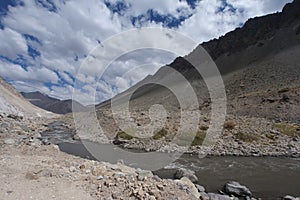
174,168 -> 198,183
176,177 -> 200,198
137,170 -> 153,181
283,195 -> 296,200
195,184 -> 206,192
224,181 -> 252,197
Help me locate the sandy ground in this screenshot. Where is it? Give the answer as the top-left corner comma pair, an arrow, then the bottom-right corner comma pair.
0,145 -> 95,200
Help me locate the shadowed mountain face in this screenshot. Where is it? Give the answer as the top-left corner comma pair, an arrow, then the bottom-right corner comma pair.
97,0 -> 300,123
21,91 -> 86,114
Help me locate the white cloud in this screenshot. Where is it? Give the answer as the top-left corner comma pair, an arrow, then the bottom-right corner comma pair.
0,0 -> 293,104
178,0 -> 293,42
0,60 -> 59,83
124,0 -> 192,17
0,28 -> 28,59
12,81 -> 51,94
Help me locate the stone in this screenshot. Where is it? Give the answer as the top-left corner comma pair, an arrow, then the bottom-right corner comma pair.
1,122 -> 9,128
19,125 -> 30,132
92,165 -> 106,176
270,130 -> 280,135
25,172 -> 39,180
96,176 -> 104,180
283,195 -> 296,200
69,166 -> 76,172
157,184 -> 164,191
40,138 -> 51,145
207,193 -> 232,200
7,114 -> 23,120
137,170 -> 153,181
4,138 -> 15,145
282,94 -> 289,102
113,172 -> 125,178
73,134 -> 80,140
195,184 -> 206,192
177,177 -> 200,199
200,192 -> 210,200
174,168 -> 198,183
224,181 -> 252,197
39,169 -> 52,177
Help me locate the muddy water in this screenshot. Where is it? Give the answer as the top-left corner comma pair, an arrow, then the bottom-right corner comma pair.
58,142 -> 300,199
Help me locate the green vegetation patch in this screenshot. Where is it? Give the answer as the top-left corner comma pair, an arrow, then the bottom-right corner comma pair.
200,125 -> 209,131
192,131 -> 207,146
174,131 -> 207,146
152,128 -> 168,140
223,121 -> 236,130
273,123 -> 300,137
116,131 -> 134,140
235,132 -> 259,142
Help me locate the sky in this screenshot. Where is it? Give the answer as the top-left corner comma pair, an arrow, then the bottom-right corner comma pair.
0,0 -> 293,105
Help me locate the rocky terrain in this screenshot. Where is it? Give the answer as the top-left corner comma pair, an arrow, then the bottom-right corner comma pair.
1,1 -> 300,199
1,114 -> 299,199
91,0 -> 300,158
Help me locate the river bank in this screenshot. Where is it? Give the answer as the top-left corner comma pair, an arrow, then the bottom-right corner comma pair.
1,114 -> 299,199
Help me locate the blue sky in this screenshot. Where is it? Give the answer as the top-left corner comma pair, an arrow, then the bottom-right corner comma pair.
0,0 -> 292,104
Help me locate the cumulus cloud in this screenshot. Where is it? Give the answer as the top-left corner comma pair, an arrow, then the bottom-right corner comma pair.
0,0 -> 293,104
178,0 -> 293,42
0,27 -> 28,59
0,60 -> 59,83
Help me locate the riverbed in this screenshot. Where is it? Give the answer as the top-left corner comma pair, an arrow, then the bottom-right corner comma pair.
59,142 -> 300,199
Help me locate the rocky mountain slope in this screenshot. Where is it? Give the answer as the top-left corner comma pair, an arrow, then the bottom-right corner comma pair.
0,77 -> 56,118
93,0 -> 300,156
21,91 -> 87,114
98,0 -> 300,119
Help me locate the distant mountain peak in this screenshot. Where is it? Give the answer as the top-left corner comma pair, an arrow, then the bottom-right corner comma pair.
21,91 -> 87,114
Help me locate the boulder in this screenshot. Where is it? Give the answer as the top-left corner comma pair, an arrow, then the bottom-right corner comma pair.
137,170 -> 153,181
174,168 -> 198,183
177,177 -> 200,198
195,184 -> 206,193
224,181 -> 252,197
283,195 -> 296,200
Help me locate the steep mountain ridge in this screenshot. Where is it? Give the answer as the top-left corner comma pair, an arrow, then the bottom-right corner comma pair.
202,0 -> 300,61
97,0 -> 300,124
21,91 -> 87,114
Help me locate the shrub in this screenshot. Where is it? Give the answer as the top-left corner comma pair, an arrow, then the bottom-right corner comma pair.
273,123 -> 300,137
191,131 -> 207,146
200,125 -> 209,131
223,121 -> 236,130
116,131 -> 134,140
153,128 -> 168,140
173,131 -> 206,146
236,132 -> 259,142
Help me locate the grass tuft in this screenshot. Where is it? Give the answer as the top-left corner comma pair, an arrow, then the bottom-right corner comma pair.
273,123 -> 300,137
223,121 -> 236,130
235,132 -> 259,142
191,131 -> 207,146
153,128 -> 168,140
116,131 -> 134,140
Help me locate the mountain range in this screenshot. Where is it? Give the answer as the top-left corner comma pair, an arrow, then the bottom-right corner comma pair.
97,0 -> 300,123
21,91 -> 86,114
